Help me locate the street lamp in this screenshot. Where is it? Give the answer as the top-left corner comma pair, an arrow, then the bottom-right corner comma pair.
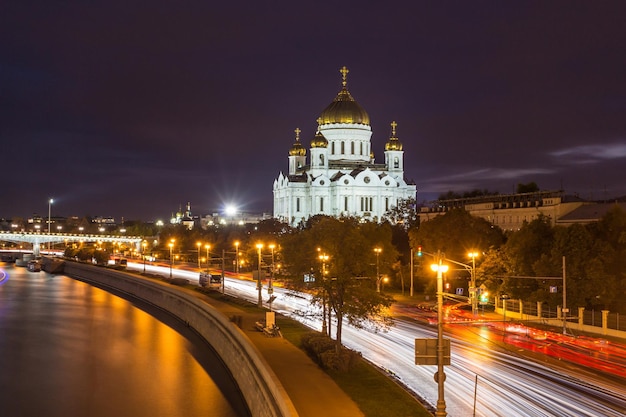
374,247 -> 382,292
318,250 -> 329,335
234,241 -> 240,275
205,244 -> 211,274
256,243 -> 264,308
501,293 -> 510,337
142,241 -> 147,273
268,244 -> 275,311
431,256 -> 449,417
196,242 -> 202,269
48,198 -> 53,250
468,251 -> 479,317
168,240 -> 175,279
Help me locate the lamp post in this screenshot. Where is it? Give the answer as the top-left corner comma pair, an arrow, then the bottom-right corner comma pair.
234,241 -> 240,276
468,251 -> 479,317
501,293 -> 510,337
374,247 -> 382,292
48,198 -> 53,251
318,250 -> 329,335
431,254 -> 449,417
256,243 -> 263,308
168,241 -> 174,278
142,241 -> 147,273
268,244 -> 275,311
196,242 -> 202,269
205,244 -> 211,274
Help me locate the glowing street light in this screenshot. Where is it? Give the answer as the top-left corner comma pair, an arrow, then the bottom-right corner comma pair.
205,244 -> 211,274
468,251 -> 479,317
256,243 -> 264,308
142,240 -> 148,273
234,241 -> 240,275
48,198 -> 53,250
196,242 -> 202,269
168,240 -> 175,279
431,256 -> 449,417
268,243 -> 275,298
374,247 -> 382,292
318,250 -> 329,335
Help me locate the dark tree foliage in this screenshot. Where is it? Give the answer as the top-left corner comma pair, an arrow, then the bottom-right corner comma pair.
437,189 -> 499,200
409,208 -> 505,262
516,182 -> 540,194
382,197 -> 419,229
478,206 -> 626,313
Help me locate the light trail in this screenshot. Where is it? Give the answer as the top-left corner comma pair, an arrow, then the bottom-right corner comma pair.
127,262 -> 626,416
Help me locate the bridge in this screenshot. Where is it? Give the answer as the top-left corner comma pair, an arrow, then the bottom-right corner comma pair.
0,231 -> 143,256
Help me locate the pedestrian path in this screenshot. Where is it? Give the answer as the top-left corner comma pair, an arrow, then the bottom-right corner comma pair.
192,292 -> 365,417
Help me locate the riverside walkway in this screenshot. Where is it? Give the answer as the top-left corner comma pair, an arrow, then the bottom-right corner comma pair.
174,285 -> 364,417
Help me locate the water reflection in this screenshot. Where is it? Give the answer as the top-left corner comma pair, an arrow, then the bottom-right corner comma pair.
0,263 -> 248,417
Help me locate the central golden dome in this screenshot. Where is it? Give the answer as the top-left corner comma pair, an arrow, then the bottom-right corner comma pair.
319,66 -> 370,126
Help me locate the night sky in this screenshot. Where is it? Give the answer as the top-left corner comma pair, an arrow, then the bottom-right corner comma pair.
2,1 -> 625,222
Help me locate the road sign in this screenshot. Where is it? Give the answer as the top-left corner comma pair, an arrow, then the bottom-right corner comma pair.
415,338 -> 450,365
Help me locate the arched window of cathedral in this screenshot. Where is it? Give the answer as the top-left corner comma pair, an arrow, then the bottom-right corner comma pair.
296,198 -> 300,212
320,197 -> 324,212
320,154 -> 324,165
331,142 -> 335,154
351,142 -> 355,154
394,157 -> 399,169
360,142 -> 363,155
341,141 -> 345,154
344,196 -> 348,211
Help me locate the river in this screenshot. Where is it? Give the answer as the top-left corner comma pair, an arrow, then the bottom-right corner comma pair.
0,262 -> 249,417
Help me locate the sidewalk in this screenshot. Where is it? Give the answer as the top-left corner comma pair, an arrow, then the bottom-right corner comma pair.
193,292 -> 365,417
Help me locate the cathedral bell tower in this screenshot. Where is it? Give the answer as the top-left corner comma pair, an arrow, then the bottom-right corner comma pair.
288,128 -> 306,175
384,121 -> 404,173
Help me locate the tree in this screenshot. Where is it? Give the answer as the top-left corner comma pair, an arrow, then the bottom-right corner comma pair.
382,197 -> 419,229
516,182 -> 539,194
409,208 -> 505,262
280,216 -> 394,350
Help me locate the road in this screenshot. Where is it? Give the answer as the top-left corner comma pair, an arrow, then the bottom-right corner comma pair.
129,261 -> 626,417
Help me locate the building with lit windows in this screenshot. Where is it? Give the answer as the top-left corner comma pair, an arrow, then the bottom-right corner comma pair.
273,67 -> 417,226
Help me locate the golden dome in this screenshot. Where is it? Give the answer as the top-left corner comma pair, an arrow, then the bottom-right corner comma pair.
319,66 -> 370,126
385,121 -> 403,151
310,118 -> 328,148
289,127 -> 306,156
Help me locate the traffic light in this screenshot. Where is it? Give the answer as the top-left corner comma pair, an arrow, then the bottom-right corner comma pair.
417,245 -> 422,257
480,291 -> 489,305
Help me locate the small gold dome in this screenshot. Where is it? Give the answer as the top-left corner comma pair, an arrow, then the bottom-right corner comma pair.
289,127 -> 306,156
319,66 -> 370,126
385,121 -> 403,151
311,118 -> 328,148
311,131 -> 328,148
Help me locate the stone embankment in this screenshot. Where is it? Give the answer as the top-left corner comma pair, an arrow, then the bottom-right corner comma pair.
64,261 -> 298,417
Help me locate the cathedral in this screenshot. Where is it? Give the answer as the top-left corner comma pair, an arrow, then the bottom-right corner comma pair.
273,67 -> 417,226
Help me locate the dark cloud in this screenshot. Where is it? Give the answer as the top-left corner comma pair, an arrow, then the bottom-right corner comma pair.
2,1 -> 625,220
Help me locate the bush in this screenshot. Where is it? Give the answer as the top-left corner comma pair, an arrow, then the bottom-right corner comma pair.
300,332 -> 361,371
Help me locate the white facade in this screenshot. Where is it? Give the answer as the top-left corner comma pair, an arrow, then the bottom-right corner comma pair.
273,67 -> 417,226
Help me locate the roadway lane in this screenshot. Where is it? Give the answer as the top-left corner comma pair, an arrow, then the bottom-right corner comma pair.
128,261 -> 626,417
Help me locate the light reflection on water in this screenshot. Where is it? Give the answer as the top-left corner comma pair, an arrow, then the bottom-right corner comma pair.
0,263 -> 247,417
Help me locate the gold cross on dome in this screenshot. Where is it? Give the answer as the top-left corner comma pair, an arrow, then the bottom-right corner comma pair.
340,66 -> 349,87
294,127 -> 301,141
391,121 -> 397,136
